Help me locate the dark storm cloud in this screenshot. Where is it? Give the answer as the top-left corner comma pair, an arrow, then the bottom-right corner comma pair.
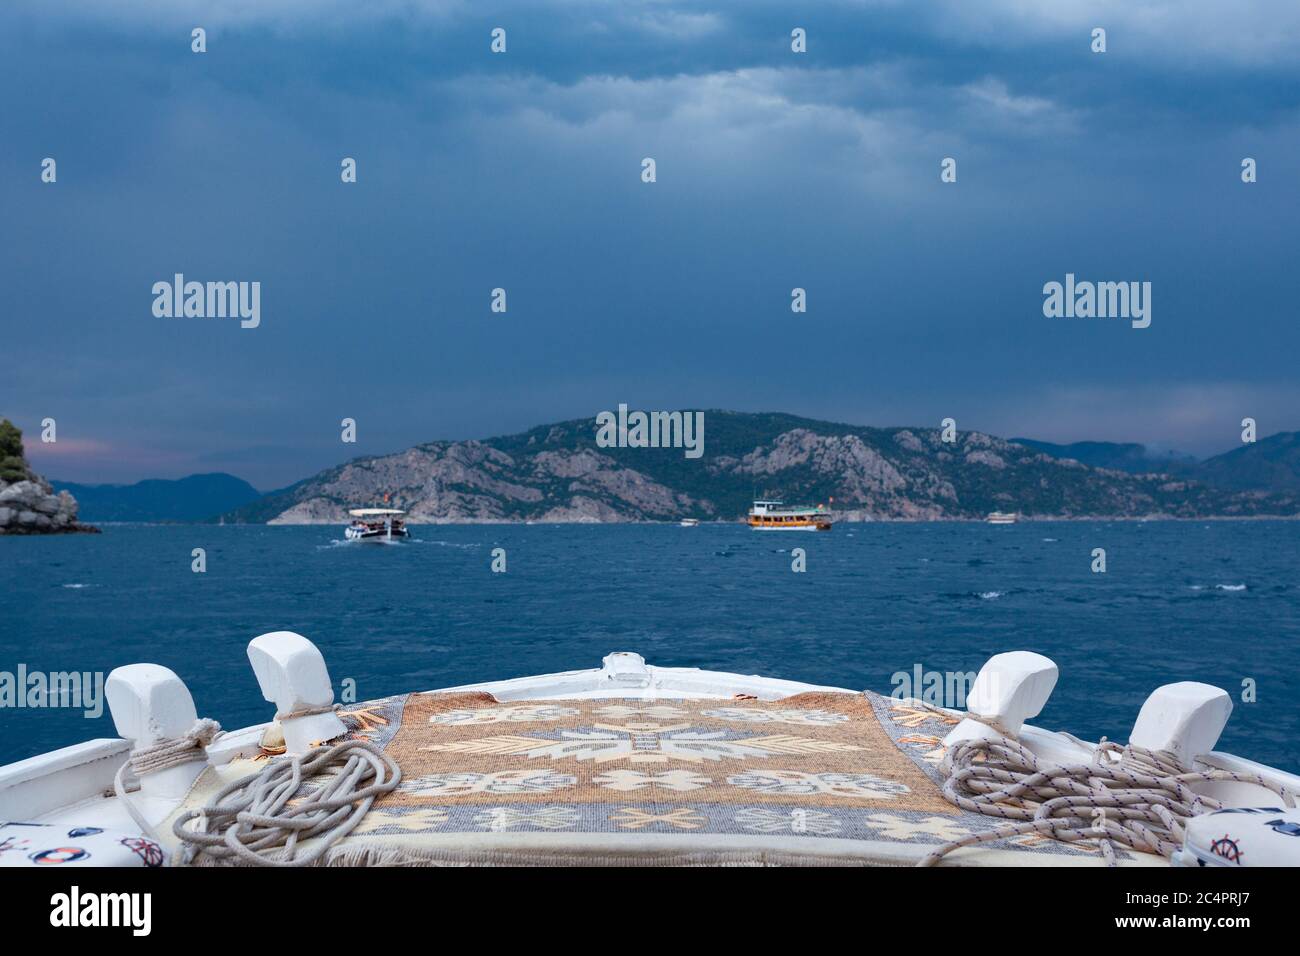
3,1 -> 1299,485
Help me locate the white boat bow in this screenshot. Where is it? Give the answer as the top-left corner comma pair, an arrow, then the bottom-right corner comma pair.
2,637 -> 1297,867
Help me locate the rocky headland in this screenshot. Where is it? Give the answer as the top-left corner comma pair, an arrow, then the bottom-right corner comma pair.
0,419 -> 98,535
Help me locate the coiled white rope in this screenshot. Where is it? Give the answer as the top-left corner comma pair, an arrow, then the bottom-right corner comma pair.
171,738 -> 401,867
920,733 -> 1299,866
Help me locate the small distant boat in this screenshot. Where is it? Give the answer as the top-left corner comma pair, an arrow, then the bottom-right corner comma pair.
748,500 -> 832,531
345,508 -> 409,542
679,518 -> 700,527
986,511 -> 1018,525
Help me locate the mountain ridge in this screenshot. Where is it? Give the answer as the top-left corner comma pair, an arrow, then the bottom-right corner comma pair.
1008,438 -> 1198,475
1184,431 -> 1300,492
51,472 -> 262,523
213,412 -> 1300,524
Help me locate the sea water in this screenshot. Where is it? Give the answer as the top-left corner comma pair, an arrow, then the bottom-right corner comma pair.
1,521 -> 1296,771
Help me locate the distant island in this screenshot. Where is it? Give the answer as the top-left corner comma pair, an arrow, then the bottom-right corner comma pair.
51,473 -> 261,523
0,419 -> 97,535
22,412 -> 1299,526
199,412 -> 1300,524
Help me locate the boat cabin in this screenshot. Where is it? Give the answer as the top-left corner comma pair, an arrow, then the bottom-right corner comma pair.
345,508 -> 408,541
747,500 -> 832,530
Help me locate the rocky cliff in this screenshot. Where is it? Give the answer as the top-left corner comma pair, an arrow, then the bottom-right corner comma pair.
219,412 -> 1300,524
0,419 -> 97,535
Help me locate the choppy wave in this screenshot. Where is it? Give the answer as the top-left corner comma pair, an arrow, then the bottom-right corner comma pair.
944,589 -> 1009,601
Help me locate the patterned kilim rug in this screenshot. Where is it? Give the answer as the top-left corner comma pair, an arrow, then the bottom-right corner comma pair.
164,691 -> 1167,866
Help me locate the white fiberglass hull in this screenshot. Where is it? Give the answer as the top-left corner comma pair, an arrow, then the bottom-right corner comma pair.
344,528 -> 409,542
5,645 -> 1297,870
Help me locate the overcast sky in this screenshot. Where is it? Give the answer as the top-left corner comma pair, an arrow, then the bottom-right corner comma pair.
3,1 -> 1298,488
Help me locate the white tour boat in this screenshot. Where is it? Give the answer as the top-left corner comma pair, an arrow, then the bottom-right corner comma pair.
679,518 -> 700,527
986,511 -> 1018,525
2,634 -> 1296,868
344,508 -> 408,542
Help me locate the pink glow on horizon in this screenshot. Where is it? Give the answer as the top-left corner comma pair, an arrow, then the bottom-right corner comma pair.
24,439 -> 200,485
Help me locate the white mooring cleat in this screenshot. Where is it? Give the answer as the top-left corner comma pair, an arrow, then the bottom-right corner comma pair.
105,663 -> 209,824
246,631 -> 347,753
943,651 -> 1059,748
1129,681 -> 1232,765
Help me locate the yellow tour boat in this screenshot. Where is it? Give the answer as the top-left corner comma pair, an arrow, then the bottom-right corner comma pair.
747,499 -> 832,531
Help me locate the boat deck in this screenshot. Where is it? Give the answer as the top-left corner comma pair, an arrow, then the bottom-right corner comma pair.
4,649 -> 1295,867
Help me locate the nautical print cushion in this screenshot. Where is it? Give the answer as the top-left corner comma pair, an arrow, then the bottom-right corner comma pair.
0,822 -> 166,867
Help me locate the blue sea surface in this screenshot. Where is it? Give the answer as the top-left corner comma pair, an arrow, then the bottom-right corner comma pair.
1,522 -> 1297,771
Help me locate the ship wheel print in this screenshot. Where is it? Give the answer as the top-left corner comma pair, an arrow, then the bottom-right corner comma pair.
1209,834 -> 1244,864
120,836 -> 165,867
